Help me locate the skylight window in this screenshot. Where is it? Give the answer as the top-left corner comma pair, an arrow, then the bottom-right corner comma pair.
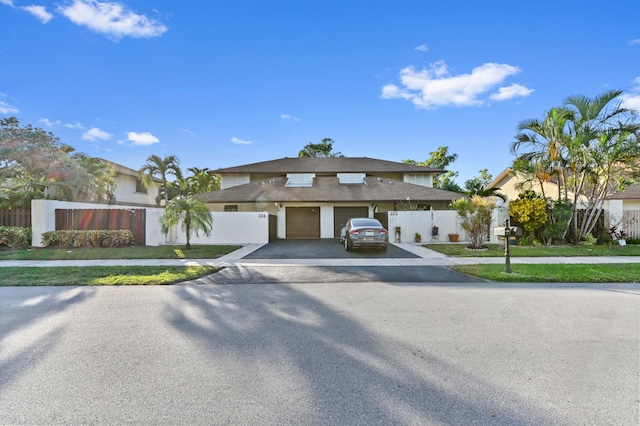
285,173 -> 315,187
338,173 -> 366,184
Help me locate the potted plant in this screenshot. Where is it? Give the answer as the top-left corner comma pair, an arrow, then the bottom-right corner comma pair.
448,233 -> 459,242
415,232 -> 422,243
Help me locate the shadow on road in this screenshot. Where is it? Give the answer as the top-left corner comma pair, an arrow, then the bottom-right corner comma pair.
164,278 -> 559,425
0,287 -> 95,393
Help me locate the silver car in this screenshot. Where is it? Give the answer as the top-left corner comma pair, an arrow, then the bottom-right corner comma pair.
340,218 -> 388,251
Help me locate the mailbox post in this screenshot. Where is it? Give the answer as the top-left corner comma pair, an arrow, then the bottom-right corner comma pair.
493,220 -> 521,274
503,220 -> 512,273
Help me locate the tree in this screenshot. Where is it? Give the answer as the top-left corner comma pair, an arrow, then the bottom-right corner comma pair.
464,169 -> 505,200
138,154 -> 182,206
511,90 -> 640,242
0,117 -> 113,207
451,195 -> 495,249
186,167 -> 220,194
298,138 -> 343,158
403,146 -> 463,191
160,195 -> 213,250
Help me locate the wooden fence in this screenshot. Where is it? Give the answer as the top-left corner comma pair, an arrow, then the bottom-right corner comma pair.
55,208 -> 146,245
622,210 -> 640,238
0,207 -> 32,228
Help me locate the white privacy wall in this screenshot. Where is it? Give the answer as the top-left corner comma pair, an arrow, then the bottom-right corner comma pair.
387,210 -> 463,243
174,212 -> 269,245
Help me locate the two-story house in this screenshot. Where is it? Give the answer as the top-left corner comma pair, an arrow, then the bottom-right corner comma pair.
200,157 -> 464,239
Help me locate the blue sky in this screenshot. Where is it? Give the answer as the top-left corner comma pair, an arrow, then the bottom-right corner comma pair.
2,0 -> 640,185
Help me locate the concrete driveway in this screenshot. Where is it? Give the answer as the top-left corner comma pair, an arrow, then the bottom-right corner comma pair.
244,238 -> 419,259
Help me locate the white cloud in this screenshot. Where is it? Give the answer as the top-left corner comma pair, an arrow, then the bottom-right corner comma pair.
64,121 -> 85,129
182,129 -> 197,138
490,83 -> 534,101
231,137 -> 252,145
38,118 -> 61,127
0,100 -> 18,114
381,60 -> 529,109
628,39 -> 640,46
414,44 -> 428,52
82,127 -> 112,141
127,131 -> 159,145
621,78 -> 640,111
0,0 -> 14,6
22,5 -> 54,23
58,0 -> 167,40
280,114 -> 300,122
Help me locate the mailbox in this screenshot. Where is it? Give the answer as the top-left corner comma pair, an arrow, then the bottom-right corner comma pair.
493,226 -> 522,240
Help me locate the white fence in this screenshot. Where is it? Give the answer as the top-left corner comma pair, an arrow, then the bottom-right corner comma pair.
31,200 -> 269,247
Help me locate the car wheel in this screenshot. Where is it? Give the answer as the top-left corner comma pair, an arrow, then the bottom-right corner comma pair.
344,237 -> 350,251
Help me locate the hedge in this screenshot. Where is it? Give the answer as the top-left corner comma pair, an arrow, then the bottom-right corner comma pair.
0,226 -> 32,249
41,230 -> 136,248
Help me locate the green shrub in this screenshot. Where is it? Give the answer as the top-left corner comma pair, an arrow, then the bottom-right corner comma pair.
0,226 -> 32,249
41,230 -> 135,248
579,233 -> 597,246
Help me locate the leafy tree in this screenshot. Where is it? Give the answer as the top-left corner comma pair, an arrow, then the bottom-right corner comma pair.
464,169 -> 505,200
403,146 -> 463,191
451,195 -> 495,249
298,138 -> 343,158
160,195 -> 213,250
0,116 -> 114,207
138,154 -> 182,206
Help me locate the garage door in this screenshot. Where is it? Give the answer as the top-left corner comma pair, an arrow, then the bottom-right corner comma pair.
334,206 -> 369,237
286,207 -> 320,239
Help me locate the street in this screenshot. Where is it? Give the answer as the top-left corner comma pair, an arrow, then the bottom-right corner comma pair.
1,280 -> 638,425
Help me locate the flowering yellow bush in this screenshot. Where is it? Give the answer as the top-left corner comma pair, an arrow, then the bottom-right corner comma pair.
509,198 -> 548,234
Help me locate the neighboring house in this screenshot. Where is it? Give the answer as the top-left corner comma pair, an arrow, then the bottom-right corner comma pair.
488,168 -> 564,203
100,159 -> 162,207
606,184 -> 640,237
200,157 -> 464,239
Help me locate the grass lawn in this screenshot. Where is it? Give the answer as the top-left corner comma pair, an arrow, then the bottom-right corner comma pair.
0,245 -> 241,260
425,243 -> 640,257
452,263 -> 640,283
0,266 -> 219,286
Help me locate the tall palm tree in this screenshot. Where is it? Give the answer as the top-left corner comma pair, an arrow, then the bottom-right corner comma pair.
138,154 -> 182,206
160,195 -> 213,249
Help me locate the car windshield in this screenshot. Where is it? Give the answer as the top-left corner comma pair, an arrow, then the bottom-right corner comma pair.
352,219 -> 382,227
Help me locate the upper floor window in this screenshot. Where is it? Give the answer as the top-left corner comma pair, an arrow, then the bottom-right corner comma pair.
404,173 -> 432,187
337,173 -> 366,184
135,178 -> 147,194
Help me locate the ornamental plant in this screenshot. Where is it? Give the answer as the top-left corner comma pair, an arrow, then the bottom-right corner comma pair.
451,195 -> 495,249
508,197 -> 548,241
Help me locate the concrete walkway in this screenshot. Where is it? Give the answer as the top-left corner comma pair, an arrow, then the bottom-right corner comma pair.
1,243 -> 639,267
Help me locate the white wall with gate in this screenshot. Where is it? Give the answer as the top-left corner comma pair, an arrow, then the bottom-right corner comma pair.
31,200 -> 269,247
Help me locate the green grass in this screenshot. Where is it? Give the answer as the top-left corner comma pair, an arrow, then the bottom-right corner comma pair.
0,245 -> 241,260
424,243 -> 640,257
452,263 -> 640,283
0,266 -> 219,286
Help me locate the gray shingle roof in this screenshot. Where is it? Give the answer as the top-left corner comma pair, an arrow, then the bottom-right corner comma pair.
198,176 -> 464,203
211,157 -> 446,174
608,184 -> 640,200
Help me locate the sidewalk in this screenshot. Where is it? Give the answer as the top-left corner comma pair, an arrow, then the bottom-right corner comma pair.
1,243 -> 639,267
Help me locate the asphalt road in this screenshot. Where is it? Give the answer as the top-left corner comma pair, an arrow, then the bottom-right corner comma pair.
1,281 -> 638,425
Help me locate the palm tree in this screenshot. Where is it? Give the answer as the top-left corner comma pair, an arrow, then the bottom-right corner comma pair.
186,167 -> 220,194
160,195 -> 213,249
138,154 -> 182,206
